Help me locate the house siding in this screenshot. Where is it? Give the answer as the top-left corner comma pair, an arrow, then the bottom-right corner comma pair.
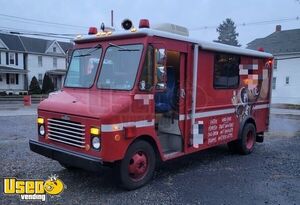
27,54 -> 67,86
0,33 -> 72,93
0,50 -> 26,92
272,54 -> 300,104
0,51 -> 24,68
0,73 -> 25,92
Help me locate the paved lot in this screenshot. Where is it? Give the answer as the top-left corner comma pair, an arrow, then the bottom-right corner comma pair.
0,106 -> 299,204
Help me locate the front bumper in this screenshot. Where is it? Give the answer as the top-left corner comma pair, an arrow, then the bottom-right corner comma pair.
29,140 -> 103,171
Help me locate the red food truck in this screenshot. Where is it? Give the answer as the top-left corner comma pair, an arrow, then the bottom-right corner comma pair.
30,19 -> 273,190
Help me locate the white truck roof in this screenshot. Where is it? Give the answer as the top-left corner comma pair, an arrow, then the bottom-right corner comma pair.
76,28 -> 273,58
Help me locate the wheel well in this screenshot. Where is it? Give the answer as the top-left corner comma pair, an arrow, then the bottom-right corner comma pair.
133,135 -> 162,162
238,117 -> 257,139
245,118 -> 256,130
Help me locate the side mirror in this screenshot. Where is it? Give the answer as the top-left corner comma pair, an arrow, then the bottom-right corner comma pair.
139,80 -> 153,91
139,80 -> 146,90
155,49 -> 167,90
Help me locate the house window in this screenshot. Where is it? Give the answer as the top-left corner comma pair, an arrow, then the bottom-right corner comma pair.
53,47 -> 57,53
38,73 -> 43,85
10,74 -> 15,84
38,56 -> 43,67
53,57 -> 57,68
0,74 -> 2,82
9,53 -> 15,64
6,74 -> 18,84
273,59 -> 277,69
214,53 -> 240,88
286,76 -> 289,85
272,77 -> 276,90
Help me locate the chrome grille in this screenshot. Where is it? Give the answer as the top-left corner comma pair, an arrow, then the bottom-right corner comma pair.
47,119 -> 85,148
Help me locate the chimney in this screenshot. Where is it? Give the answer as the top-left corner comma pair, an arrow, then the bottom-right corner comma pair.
276,25 -> 282,32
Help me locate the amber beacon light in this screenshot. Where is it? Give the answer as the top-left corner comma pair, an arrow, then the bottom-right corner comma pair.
88,27 -> 98,35
139,19 -> 150,28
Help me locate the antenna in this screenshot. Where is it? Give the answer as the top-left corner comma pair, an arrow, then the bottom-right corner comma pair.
111,10 -> 114,27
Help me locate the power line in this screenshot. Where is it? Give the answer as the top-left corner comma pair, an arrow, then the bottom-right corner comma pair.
0,26 -> 80,40
0,13 -> 89,30
190,16 -> 300,31
0,17 -> 86,32
276,56 -> 300,60
0,26 -> 78,36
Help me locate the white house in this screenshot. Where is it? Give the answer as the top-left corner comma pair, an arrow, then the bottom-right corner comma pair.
247,25 -> 300,105
0,32 -> 73,94
19,36 -> 72,90
0,34 -> 27,94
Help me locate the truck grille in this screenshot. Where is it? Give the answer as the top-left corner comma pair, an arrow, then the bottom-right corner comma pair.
47,119 -> 85,148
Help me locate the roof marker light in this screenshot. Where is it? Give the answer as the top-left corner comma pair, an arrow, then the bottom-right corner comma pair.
268,59 -> 273,65
130,27 -> 137,32
139,19 -> 150,28
88,27 -> 98,35
258,47 -> 264,52
76,34 -> 83,39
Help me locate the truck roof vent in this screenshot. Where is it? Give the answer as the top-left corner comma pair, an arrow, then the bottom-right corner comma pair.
152,23 -> 189,37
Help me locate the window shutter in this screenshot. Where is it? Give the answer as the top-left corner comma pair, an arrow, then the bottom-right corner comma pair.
15,53 -> 18,66
6,52 -> 9,65
16,74 -> 19,85
6,73 -> 9,84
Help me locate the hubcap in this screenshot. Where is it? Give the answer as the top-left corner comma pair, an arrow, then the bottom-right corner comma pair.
246,131 -> 254,150
128,151 -> 148,181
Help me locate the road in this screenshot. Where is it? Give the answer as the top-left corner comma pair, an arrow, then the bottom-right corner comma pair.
0,108 -> 299,205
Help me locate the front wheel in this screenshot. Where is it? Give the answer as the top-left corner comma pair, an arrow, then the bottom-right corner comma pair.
117,140 -> 156,190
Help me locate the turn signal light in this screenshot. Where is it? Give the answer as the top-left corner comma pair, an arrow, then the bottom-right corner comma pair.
90,127 -> 100,135
37,117 -> 44,124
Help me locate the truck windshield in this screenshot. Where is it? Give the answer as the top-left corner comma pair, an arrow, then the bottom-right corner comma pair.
64,46 -> 102,88
97,44 -> 143,90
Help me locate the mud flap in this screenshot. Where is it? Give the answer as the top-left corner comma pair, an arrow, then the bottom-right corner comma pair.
256,133 -> 264,143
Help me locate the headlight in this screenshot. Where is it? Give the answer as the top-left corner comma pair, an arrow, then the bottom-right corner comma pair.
91,136 -> 101,150
39,125 -> 45,136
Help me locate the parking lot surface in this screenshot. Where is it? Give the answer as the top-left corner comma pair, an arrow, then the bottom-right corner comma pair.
0,108 -> 299,205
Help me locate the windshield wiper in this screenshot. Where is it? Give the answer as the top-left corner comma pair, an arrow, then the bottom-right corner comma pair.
108,43 -> 140,51
74,44 -> 101,57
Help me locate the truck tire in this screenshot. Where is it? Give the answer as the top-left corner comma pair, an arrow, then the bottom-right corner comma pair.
227,123 -> 256,155
237,123 -> 256,155
117,140 -> 156,190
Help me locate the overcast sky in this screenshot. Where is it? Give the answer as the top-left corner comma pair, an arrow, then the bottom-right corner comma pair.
0,0 -> 299,47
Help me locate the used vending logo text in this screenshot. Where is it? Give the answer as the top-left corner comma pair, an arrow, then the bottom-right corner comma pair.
3,175 -> 65,202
